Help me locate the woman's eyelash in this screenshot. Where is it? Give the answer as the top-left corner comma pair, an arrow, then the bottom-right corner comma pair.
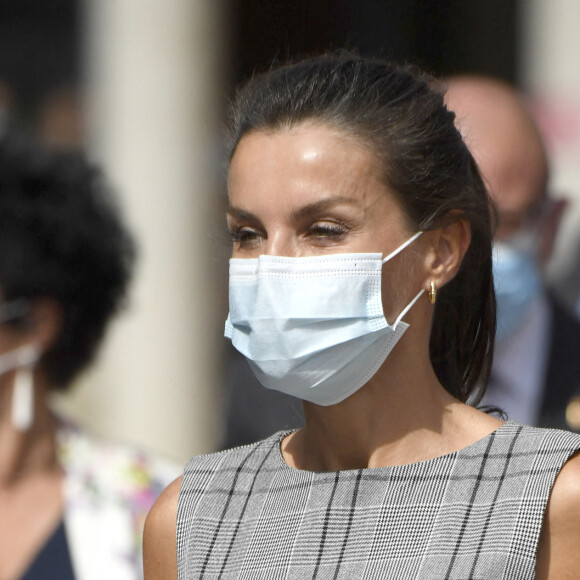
309,223 -> 349,238
228,228 -> 241,242
227,222 -> 350,246
228,226 -> 261,244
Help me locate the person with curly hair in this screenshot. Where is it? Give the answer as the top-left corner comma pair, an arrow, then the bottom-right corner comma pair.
0,134 -> 178,579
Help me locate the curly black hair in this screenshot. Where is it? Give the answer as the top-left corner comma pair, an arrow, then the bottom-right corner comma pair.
0,134 -> 136,389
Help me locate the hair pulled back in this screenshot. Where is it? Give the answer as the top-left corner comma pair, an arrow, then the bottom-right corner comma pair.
226,52 -> 495,405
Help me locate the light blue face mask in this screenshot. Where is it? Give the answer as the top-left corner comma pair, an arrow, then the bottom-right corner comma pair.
224,232 -> 424,406
493,241 -> 542,342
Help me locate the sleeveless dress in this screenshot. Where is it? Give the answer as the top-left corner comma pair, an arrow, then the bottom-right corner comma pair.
177,421 -> 580,579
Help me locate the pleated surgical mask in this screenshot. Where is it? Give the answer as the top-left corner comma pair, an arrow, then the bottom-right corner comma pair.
224,232 -> 424,406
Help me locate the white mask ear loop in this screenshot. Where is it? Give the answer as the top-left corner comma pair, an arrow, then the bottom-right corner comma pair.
13,366 -> 34,431
394,289 -> 425,328
381,231 -> 423,264
6,345 -> 41,431
380,231 -> 425,328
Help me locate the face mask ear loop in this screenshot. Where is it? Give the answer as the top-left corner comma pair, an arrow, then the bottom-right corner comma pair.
12,366 -> 34,431
7,345 -> 40,431
0,298 -> 30,323
381,231 -> 424,327
393,289 -> 426,329
382,231 -> 423,264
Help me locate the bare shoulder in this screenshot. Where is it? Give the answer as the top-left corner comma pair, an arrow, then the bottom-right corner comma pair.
536,451 -> 580,579
143,476 -> 182,580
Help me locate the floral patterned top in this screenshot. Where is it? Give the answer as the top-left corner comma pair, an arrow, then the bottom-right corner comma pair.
56,420 -> 181,580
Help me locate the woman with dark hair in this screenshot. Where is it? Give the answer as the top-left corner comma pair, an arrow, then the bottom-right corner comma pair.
145,54 -> 580,579
0,135 -> 178,579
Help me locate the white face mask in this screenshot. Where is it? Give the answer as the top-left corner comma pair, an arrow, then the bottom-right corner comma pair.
224,232 -> 424,406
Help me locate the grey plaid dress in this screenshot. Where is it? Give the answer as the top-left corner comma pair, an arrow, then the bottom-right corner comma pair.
177,421 -> 580,579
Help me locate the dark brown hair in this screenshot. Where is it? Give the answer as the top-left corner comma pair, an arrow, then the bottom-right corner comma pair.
226,52 -> 495,405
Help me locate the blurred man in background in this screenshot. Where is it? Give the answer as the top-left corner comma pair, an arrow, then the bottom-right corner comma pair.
445,76 -> 580,431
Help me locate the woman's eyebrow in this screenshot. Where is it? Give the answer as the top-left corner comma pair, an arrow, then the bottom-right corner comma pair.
226,205 -> 259,222
227,197 -> 358,223
291,197 -> 358,220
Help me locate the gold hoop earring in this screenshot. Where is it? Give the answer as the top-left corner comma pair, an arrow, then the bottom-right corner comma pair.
428,281 -> 437,304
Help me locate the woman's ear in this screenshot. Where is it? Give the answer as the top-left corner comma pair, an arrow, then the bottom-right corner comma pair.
23,298 -> 63,352
422,218 -> 471,290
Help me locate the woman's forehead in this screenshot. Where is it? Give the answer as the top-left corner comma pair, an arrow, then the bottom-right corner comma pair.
225,125 -> 410,235
229,126 -> 384,204
230,124 -> 378,179
233,121 -> 374,160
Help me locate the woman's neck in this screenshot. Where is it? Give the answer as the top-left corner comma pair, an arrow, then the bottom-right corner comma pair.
281,335 -> 501,472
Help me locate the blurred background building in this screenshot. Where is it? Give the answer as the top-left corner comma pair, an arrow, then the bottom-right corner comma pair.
0,0 -> 579,462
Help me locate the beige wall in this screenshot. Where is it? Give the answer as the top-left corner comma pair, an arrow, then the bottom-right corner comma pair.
54,0 -> 228,464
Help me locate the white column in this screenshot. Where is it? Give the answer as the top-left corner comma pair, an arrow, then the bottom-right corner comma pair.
521,0 -> 580,304
55,0 -> 228,463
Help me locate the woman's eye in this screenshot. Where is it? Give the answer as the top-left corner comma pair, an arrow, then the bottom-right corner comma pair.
229,227 -> 262,247
308,223 -> 348,240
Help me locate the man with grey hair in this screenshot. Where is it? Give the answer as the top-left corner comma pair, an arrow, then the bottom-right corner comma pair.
445,76 -> 580,430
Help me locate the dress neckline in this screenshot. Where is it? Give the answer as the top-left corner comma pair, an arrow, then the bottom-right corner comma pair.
272,420 -> 517,476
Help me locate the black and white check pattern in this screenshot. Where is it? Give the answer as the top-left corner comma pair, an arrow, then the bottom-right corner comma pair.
177,422 -> 580,579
